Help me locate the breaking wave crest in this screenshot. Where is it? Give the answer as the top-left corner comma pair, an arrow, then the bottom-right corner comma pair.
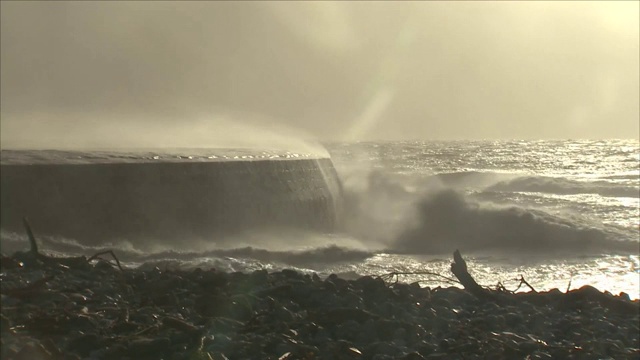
2,154 -> 638,268
394,189 -> 638,255
336,168 -> 638,256
0,229 -> 373,270
430,170 -> 638,198
486,175 -> 639,198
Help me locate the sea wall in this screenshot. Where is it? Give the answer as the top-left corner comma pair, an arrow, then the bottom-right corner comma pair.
0,158 -> 342,245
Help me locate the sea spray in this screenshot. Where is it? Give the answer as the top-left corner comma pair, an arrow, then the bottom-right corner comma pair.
1,140 -> 638,298
332,158 -> 639,255
394,188 -> 638,254
1,112 -> 330,158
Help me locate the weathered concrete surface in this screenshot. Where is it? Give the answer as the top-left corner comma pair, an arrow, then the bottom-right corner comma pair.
1,158 -> 342,245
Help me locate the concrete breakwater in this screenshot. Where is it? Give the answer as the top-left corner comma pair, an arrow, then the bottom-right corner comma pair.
0,157 -> 342,246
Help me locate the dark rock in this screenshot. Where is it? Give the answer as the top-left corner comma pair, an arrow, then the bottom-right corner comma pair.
373,319 -> 410,340
40,338 -> 64,358
94,259 -> 116,272
288,344 -> 320,359
153,292 -> 179,307
111,320 -> 140,334
354,319 -> 378,344
402,352 -> 426,360
314,327 -> 331,343
281,269 -> 300,279
249,269 -> 269,286
16,341 -> 52,359
431,297 -> 451,309
2,258 -> 639,360
195,294 -> 231,317
126,337 -> 171,356
259,284 -> 294,298
227,299 -> 254,321
425,353 -> 449,359
431,316 -> 450,334
619,292 -> 631,301
354,276 -> 385,292
207,317 -> 244,335
287,280 -> 314,302
504,312 -> 523,327
162,316 -> 201,334
198,270 -> 229,289
528,351 -> 553,359
1,314 -> 11,333
334,320 -> 361,342
67,333 -> 104,357
310,307 -> 379,325
329,276 -> 351,291
364,341 -> 403,358
486,314 -> 506,330
210,352 -> 230,360
393,283 -> 415,299
518,340 -> 541,355
439,338 -> 452,351
1,254 -> 23,270
273,305 -> 295,323
416,340 -> 435,356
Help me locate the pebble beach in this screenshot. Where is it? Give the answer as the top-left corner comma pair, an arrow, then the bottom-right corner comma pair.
1,251 -> 639,360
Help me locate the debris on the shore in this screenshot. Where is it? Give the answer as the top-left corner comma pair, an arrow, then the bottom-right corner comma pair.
2,243 -> 638,359
2,223 -> 638,359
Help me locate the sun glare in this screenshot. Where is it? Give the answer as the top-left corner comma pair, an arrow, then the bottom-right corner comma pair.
596,1 -> 640,35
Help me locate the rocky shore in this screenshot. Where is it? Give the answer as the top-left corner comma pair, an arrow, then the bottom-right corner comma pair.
1,251 -> 639,360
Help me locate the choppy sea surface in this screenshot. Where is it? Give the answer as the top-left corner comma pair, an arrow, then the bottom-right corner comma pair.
1,140 -> 638,297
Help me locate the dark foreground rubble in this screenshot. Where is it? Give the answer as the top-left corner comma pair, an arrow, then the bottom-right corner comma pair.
1,250 -> 639,360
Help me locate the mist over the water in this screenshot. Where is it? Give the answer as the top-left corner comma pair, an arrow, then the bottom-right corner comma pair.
1,140 -> 638,295
395,189 -> 637,255
0,112 -> 329,158
1,3 -> 638,299
337,166 -> 638,256
1,2 -> 638,142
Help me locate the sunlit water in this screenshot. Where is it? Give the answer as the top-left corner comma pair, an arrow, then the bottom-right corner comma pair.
1,140 -> 638,298
326,139 -> 639,297
0,148 -> 321,164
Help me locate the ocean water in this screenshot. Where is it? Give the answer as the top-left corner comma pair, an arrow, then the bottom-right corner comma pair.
327,139 -> 639,297
1,140 -> 638,298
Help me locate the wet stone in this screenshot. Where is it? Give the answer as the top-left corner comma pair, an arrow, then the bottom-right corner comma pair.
16,342 -> 52,359
402,352 -> 427,360
1,314 -> 11,333
67,333 -> 105,357
1,259 -> 638,360
365,342 -> 403,358
281,269 -> 300,279
505,312 -> 524,327
128,337 -> 172,355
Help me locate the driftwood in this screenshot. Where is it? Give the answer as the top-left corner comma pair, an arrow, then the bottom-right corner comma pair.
450,249 -> 486,297
378,271 -> 460,286
451,249 -> 512,304
514,275 -> 537,293
450,249 -> 639,315
88,250 -> 124,271
23,217 -> 40,255
11,217 -> 124,271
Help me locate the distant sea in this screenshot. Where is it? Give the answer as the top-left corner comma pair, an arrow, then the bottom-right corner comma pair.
1,140 -> 638,297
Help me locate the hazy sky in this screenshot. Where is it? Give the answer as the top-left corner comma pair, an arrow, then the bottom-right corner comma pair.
1,1 -> 638,146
